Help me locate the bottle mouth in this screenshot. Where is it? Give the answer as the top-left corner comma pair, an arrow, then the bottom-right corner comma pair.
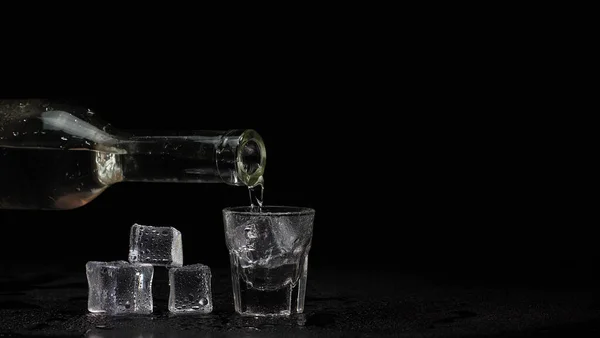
236,129 -> 266,187
217,129 -> 266,187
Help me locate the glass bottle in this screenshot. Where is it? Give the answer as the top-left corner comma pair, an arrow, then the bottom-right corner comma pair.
0,99 -> 266,210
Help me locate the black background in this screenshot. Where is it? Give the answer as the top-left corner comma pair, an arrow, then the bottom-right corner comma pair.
0,25 -> 590,289
0,89 -> 590,287
0,14 -> 595,336
0,53 -> 596,336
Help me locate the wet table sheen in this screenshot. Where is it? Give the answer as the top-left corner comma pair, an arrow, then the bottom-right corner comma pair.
1,264 -> 600,337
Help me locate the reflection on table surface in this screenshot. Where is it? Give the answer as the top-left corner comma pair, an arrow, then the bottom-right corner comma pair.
84,312 -> 311,338
3,265 -> 600,337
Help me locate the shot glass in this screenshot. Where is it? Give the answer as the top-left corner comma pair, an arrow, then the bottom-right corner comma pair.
223,206 -> 315,317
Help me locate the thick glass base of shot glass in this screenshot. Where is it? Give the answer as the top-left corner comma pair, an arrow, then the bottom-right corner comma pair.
230,254 -> 309,317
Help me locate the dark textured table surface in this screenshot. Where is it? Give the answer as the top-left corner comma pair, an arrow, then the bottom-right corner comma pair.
1,264 -> 600,337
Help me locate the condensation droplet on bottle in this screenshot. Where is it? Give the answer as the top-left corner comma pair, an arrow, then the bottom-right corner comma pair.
61,137 -> 67,141
199,297 -> 208,306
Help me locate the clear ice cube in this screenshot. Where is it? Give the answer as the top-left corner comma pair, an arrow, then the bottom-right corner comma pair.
233,216 -> 308,270
86,261 -> 154,315
128,223 -> 183,267
168,264 -> 213,314
271,217 -> 299,254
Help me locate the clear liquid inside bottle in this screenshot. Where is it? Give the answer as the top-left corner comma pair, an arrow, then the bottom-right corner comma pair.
0,99 -> 266,210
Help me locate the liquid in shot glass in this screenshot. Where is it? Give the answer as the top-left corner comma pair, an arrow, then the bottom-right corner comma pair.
223,206 -> 315,316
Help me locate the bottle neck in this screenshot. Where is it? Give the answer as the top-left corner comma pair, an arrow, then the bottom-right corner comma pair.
116,129 -> 266,187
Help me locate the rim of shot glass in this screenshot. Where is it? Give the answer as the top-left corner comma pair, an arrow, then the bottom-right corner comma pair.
223,205 -> 315,216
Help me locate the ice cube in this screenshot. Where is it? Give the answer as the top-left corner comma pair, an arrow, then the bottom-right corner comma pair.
86,261 -> 154,315
168,264 -> 213,314
271,217 -> 298,253
128,223 -> 183,267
